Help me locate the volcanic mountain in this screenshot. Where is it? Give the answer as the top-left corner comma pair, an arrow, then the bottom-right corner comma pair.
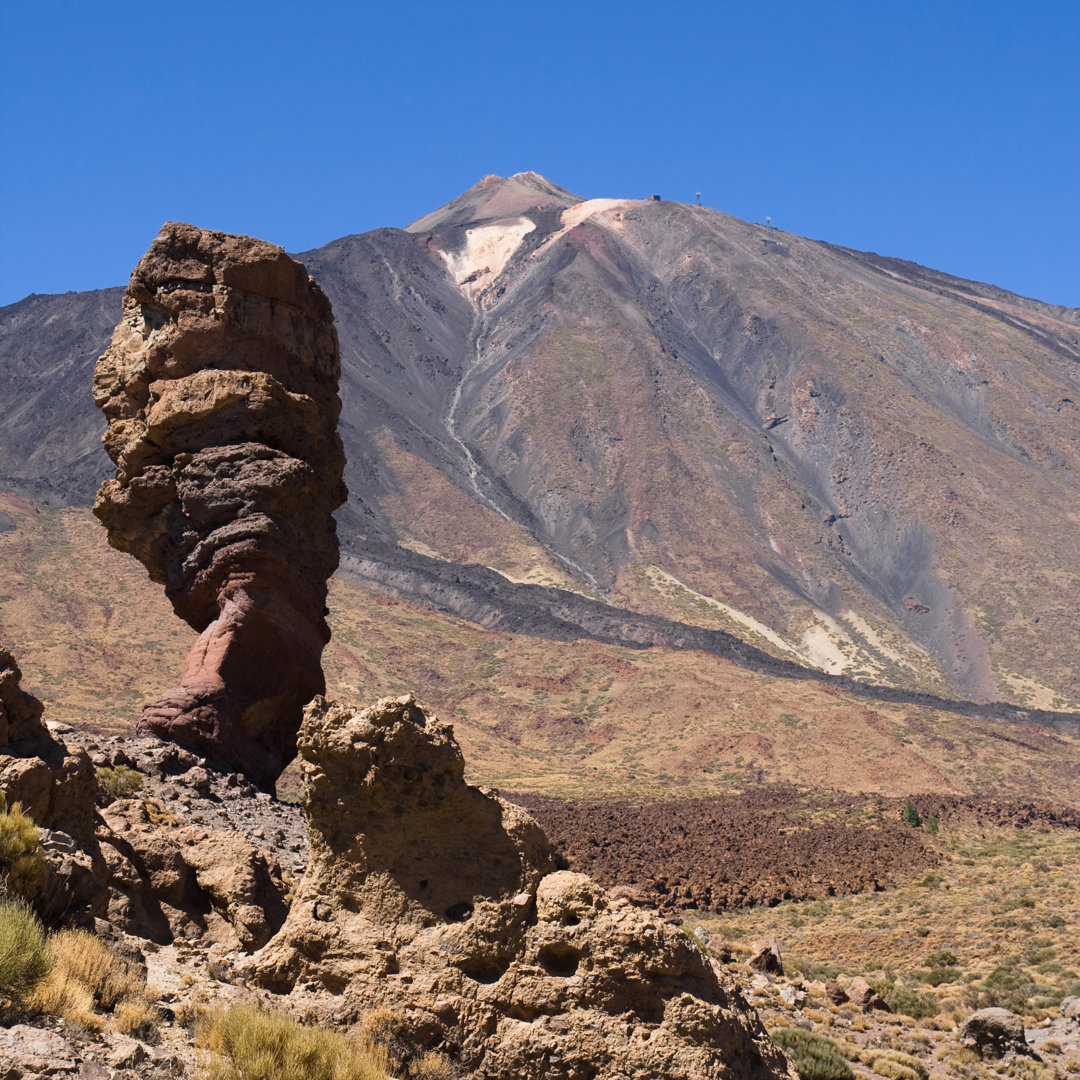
2,172 -> 1079,710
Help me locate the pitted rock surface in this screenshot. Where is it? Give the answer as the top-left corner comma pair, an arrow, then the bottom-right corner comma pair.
0,644 -> 109,920
92,223 -> 346,789
252,695 -> 794,1080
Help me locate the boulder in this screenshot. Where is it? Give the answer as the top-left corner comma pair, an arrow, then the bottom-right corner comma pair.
959,1007 -> 1029,1058
747,935 -> 784,975
824,977 -> 848,1005
847,977 -> 888,1012
252,695 -> 795,1079
92,222 -> 346,790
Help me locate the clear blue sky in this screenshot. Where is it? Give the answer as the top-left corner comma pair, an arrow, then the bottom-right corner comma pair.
2,0 -> 1078,307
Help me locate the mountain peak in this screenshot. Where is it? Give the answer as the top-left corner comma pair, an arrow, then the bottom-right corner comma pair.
406,172 -> 580,234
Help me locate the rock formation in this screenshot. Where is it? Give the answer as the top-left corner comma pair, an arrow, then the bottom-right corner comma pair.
92,223 -> 346,789
1,644 -> 108,920
253,695 -> 795,1079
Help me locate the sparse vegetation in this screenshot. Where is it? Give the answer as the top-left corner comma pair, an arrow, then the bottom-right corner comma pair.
0,899 -> 53,1006
770,1027 -> 853,1079
30,928 -> 156,1035
867,978 -> 935,1019
96,764 -> 143,799
0,798 -> 46,902
198,1004 -> 390,1080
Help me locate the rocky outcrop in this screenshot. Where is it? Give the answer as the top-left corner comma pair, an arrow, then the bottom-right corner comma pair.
252,695 -> 794,1080
0,644 -> 45,746
92,223 -> 346,789
0,645 -> 108,920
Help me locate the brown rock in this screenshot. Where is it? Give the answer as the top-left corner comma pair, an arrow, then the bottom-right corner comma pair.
847,976 -> 888,1012
98,799 -> 289,949
253,695 -> 795,1080
747,935 -> 784,974
959,1007 -> 1029,1058
824,977 -> 848,1005
0,645 -> 45,746
0,644 -> 111,920
92,222 -> 346,789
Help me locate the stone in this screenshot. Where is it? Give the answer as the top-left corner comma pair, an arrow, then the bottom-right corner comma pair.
824,977 -> 848,1005
0,1025 -> 80,1078
846,977 -> 888,1012
960,1007 -> 1030,1058
1062,995 -> 1080,1019
0,645 -> 45,747
0,644 -> 111,921
98,800 -> 288,950
92,222 -> 346,790
747,935 -> 784,975
252,695 -> 795,1079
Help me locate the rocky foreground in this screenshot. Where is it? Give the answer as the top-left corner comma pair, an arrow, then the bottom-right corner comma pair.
2,643 -> 796,1078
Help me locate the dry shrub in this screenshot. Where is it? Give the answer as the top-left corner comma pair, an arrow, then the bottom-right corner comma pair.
408,1051 -> 455,1080
199,1004 -> 389,1080
30,929 -> 155,1035
0,898 -> 52,1004
872,1059 -> 920,1080
30,965 -> 101,1031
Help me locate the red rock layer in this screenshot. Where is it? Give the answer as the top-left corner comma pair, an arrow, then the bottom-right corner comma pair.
93,223 -> 346,788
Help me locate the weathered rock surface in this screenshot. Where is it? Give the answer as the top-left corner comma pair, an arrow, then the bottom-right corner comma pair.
92,222 -> 346,789
1,644 -> 45,746
846,977 -> 888,1012
747,936 -> 783,975
0,644 -> 110,920
252,695 -> 794,1079
959,1007 -> 1030,1058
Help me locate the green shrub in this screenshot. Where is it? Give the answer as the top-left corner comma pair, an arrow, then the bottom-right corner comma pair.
901,800 -> 922,828
918,966 -> 961,986
199,1004 -> 389,1080
0,799 -> 46,903
770,1027 -> 853,1080
965,965 -> 1038,1013
96,766 -> 143,800
867,978 -> 935,1019
924,949 -> 958,968
0,898 -> 53,1004
1046,913 -> 1066,929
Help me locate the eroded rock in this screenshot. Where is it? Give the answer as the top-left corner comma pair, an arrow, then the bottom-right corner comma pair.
960,1007 -> 1030,1059
0,644 -> 109,920
252,695 -> 794,1079
92,223 -> 346,789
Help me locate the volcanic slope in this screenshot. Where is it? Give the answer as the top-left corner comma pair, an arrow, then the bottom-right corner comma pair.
2,172 -> 1079,707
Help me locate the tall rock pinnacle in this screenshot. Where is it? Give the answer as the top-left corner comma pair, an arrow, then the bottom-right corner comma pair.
93,222 -> 346,789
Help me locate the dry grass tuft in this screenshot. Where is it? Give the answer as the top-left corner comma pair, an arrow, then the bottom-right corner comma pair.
199,1004 -> 390,1080
30,929 -> 155,1035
